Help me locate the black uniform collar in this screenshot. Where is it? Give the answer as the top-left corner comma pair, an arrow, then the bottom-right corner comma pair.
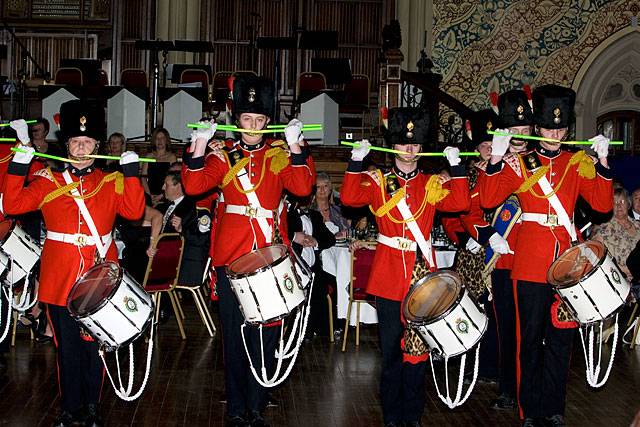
536,145 -> 561,158
238,140 -> 265,152
67,164 -> 95,177
392,166 -> 419,181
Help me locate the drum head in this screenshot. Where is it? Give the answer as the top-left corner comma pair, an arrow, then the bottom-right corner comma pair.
228,245 -> 287,276
67,262 -> 123,317
403,271 -> 462,323
547,240 -> 605,288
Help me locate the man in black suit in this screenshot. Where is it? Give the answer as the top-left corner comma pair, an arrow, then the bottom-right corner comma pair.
158,171 -> 208,285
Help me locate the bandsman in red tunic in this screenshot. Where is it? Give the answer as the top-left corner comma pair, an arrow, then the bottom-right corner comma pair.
340,107 -> 470,427
3,100 -> 145,427
478,85 -> 613,427
181,75 -> 313,427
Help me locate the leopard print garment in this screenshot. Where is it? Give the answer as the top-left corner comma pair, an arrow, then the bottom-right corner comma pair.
403,256 -> 430,357
556,302 -> 575,323
454,246 -> 490,302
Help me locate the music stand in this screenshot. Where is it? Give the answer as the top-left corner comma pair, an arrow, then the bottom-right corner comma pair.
134,40 -> 175,135
173,40 -> 214,65
256,37 -> 296,122
311,58 -> 352,86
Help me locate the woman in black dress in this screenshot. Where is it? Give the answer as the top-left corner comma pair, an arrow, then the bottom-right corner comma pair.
141,127 -> 177,205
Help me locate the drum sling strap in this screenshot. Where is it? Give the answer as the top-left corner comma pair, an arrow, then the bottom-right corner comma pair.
236,168 -> 274,245
534,174 -> 577,241
62,170 -> 108,260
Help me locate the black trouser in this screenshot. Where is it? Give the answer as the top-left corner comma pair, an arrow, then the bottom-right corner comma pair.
478,291 -> 499,380
376,297 -> 426,425
216,267 -> 278,418
515,281 -> 574,419
307,269 -> 336,337
47,304 -> 103,414
492,268 -> 517,398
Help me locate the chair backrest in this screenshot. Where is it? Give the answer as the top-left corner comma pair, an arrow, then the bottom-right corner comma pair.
97,69 -> 109,86
142,233 -> 185,292
298,72 -> 327,94
180,69 -> 210,90
121,68 -> 147,88
211,71 -> 233,108
343,74 -> 369,107
350,248 -> 375,296
55,67 -> 84,86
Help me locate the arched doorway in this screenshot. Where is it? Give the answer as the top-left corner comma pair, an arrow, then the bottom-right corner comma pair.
573,27 -> 640,153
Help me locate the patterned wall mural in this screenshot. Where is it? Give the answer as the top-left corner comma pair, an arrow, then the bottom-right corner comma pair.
431,0 -> 640,110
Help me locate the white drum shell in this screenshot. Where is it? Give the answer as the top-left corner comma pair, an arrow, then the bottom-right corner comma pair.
73,271 -> 153,350
229,253 -> 308,324
555,252 -> 630,325
2,225 -> 41,285
412,289 -> 488,358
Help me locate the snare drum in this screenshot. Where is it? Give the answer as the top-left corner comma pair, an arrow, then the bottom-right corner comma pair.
402,271 -> 488,358
67,262 -> 153,351
227,245 -> 311,324
547,240 -> 630,325
0,220 -> 41,285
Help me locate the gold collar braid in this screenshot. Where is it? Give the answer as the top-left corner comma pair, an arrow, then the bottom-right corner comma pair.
515,150 -> 595,199
38,169 -> 123,209
221,141 -> 290,194
370,171 -> 450,224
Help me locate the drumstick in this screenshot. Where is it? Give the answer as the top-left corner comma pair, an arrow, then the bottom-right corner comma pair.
83,154 -> 157,163
11,147 -> 79,163
487,130 -> 623,145
187,123 -> 322,133
0,120 -> 37,127
0,138 -> 17,142
340,141 -> 479,156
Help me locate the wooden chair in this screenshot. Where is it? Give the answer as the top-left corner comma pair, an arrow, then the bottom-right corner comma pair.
342,248 -> 375,351
180,68 -> 210,90
339,74 -> 371,138
54,67 -> 84,86
142,233 -> 186,340
175,257 -> 216,337
327,284 -> 335,343
121,68 -> 148,88
297,72 -> 327,104
211,71 -> 233,114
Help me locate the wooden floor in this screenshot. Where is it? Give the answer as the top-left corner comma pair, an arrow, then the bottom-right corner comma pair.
1,299 -> 639,427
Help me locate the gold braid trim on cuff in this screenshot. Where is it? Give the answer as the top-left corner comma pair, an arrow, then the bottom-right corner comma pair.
39,170 -> 123,209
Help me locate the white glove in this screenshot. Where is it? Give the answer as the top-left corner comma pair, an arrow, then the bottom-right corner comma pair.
589,134 -> 610,159
489,233 -> 512,255
443,146 -> 461,166
190,121 -> 217,145
10,119 -> 30,145
465,238 -> 482,254
351,139 -> 371,161
119,151 -> 139,165
491,128 -> 511,157
284,118 -> 303,146
12,146 -> 35,164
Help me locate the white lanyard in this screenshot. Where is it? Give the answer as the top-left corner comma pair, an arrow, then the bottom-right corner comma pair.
62,170 -> 108,258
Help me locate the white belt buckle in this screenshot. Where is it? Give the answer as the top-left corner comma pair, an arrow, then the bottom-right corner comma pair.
245,205 -> 258,218
73,233 -> 89,247
545,214 -> 558,226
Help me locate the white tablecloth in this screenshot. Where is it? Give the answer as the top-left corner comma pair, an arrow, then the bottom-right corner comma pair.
321,245 -> 456,326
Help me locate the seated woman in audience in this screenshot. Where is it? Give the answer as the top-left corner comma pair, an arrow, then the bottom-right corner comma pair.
312,172 -> 349,238
591,187 -> 640,279
141,127 -> 177,205
100,132 -> 126,171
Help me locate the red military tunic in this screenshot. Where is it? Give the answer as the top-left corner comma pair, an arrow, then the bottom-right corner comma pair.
181,139 -> 313,267
4,164 -> 145,306
478,148 -> 613,283
341,164 -> 470,302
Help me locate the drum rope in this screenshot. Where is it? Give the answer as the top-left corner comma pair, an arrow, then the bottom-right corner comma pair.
241,273 -> 313,388
429,344 -> 481,409
0,285 -> 13,343
100,315 -> 155,401
579,314 -> 618,388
